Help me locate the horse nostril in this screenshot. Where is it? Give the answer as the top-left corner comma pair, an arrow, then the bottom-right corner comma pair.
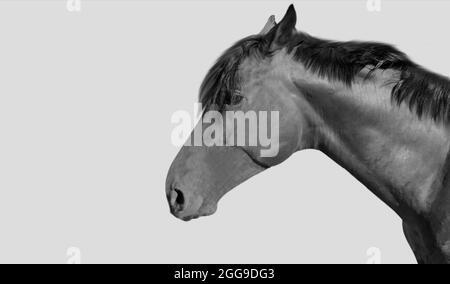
174,189 -> 185,206
170,188 -> 185,212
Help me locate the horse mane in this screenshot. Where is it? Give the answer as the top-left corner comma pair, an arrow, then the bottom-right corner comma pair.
200,32 -> 450,121
292,33 -> 450,121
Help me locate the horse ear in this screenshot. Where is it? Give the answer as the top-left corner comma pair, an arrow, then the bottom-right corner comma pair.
259,15 -> 277,35
265,4 -> 297,50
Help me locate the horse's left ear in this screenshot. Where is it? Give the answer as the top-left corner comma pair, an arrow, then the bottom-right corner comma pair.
265,4 -> 297,51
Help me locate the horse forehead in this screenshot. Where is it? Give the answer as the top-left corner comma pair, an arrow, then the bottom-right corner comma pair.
239,55 -> 287,88
240,51 -> 300,81
239,57 -> 271,80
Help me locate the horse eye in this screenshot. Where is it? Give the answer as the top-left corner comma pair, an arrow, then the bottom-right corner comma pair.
230,94 -> 244,105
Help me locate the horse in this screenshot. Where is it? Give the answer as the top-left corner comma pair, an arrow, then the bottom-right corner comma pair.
166,5 -> 450,264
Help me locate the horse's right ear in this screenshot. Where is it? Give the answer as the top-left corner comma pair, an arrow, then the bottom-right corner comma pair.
264,4 -> 297,51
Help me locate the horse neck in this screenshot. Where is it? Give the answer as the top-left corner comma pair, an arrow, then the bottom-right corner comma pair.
293,67 -> 450,216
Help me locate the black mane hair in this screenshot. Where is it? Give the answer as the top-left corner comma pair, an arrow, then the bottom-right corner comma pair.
200,31 -> 450,121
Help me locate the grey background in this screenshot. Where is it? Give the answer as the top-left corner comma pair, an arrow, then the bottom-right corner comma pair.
0,0 -> 448,264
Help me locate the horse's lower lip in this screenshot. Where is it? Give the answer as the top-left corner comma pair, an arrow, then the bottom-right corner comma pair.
176,211 -> 214,222
171,203 -> 217,221
180,215 -> 199,222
